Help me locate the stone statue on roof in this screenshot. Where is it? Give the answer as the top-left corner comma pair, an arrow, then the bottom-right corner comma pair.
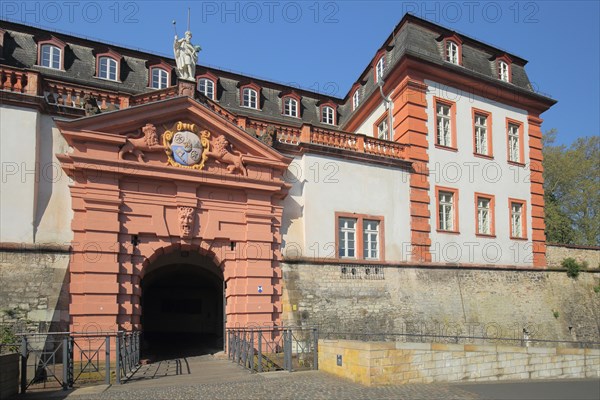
173,30 -> 201,82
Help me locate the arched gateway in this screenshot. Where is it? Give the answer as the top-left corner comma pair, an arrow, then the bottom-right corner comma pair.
56,93 -> 291,354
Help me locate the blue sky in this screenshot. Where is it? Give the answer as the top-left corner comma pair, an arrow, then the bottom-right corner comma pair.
1,1 -> 598,145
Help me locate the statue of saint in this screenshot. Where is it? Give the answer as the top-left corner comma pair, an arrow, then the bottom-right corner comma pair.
173,31 -> 200,81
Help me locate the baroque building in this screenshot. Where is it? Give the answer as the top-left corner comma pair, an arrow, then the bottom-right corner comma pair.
3,14 -> 579,352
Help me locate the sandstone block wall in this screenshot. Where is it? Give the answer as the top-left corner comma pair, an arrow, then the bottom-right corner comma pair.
283,263 -> 600,343
319,339 -> 600,386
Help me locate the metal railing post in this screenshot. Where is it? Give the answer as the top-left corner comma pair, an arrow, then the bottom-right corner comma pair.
285,329 -> 292,372
20,336 -> 27,394
62,337 -> 69,390
313,328 -> 318,370
115,332 -> 121,384
241,331 -> 247,367
250,329 -> 254,371
257,331 -> 263,373
105,336 -> 110,385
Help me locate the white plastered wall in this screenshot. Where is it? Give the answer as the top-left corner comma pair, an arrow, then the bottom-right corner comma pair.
0,105 -> 73,244
354,102 -> 389,138
281,152 -> 411,262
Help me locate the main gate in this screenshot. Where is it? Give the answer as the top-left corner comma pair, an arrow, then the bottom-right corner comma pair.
56,95 -> 292,343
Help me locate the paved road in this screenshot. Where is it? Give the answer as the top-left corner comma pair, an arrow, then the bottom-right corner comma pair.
14,354 -> 600,400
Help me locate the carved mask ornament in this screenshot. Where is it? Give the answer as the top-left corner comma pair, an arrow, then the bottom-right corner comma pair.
177,206 -> 195,238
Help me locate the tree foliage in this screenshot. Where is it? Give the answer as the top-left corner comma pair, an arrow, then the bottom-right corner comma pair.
542,130 -> 600,246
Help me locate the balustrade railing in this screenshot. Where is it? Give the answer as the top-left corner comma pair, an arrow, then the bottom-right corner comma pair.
0,66 -> 39,94
43,79 -> 128,111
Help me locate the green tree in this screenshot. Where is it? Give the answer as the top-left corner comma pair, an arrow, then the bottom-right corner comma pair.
542,130 -> 600,246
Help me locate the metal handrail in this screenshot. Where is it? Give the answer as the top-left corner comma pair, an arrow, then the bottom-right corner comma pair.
227,327 -> 319,373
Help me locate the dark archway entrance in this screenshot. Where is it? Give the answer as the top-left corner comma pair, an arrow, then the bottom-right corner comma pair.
141,254 -> 224,360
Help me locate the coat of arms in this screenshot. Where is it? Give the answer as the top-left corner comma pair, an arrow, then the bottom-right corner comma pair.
163,122 -> 210,169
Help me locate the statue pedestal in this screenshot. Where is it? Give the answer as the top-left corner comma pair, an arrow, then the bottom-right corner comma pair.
178,80 -> 196,98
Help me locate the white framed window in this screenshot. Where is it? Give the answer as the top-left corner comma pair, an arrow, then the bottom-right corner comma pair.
99,56 -> 118,81
438,190 -> 455,231
436,102 -> 452,147
477,197 -> 491,235
508,123 -> 520,162
375,56 -> 385,82
283,97 -> 298,117
363,220 -> 380,260
150,68 -> 168,89
198,78 -> 215,100
352,90 -> 360,111
377,118 -> 389,140
446,41 -> 459,64
511,201 -> 524,238
338,217 -> 356,258
40,44 -> 61,69
242,87 -> 258,109
474,113 -> 488,155
321,106 -> 335,125
499,61 -> 510,82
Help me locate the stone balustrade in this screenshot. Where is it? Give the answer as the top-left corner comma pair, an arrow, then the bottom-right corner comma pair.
43,79 -> 129,111
0,66 -> 39,95
129,86 -> 179,106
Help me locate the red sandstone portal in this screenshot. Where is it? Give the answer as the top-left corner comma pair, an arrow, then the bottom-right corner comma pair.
57,96 -> 291,344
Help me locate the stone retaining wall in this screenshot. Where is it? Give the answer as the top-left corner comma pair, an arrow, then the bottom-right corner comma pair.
282,263 -> 600,343
547,245 -> 600,269
0,248 -> 70,332
319,339 -> 600,386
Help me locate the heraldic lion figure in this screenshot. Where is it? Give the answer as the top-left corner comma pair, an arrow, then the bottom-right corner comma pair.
205,135 -> 247,176
119,123 -> 163,162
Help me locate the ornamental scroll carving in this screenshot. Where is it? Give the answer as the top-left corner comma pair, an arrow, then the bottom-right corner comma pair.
177,206 -> 195,238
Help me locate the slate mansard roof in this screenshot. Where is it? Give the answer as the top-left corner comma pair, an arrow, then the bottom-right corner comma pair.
0,14 -> 553,127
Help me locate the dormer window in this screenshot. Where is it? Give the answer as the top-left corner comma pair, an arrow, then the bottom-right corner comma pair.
35,36 -> 66,70
150,68 -> 168,89
495,55 -> 512,83
375,56 -> 385,82
95,49 -> 122,82
99,57 -> 118,80
243,88 -> 257,108
283,97 -> 298,117
240,82 -> 261,109
41,44 -> 61,69
198,78 -> 214,99
442,34 -> 463,66
352,89 -> 360,111
446,41 -> 459,64
499,61 -> 509,81
196,72 -> 218,100
320,102 -> 337,125
147,60 -> 173,90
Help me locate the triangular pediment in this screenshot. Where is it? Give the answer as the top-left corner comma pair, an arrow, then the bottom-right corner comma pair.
56,96 -> 292,179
